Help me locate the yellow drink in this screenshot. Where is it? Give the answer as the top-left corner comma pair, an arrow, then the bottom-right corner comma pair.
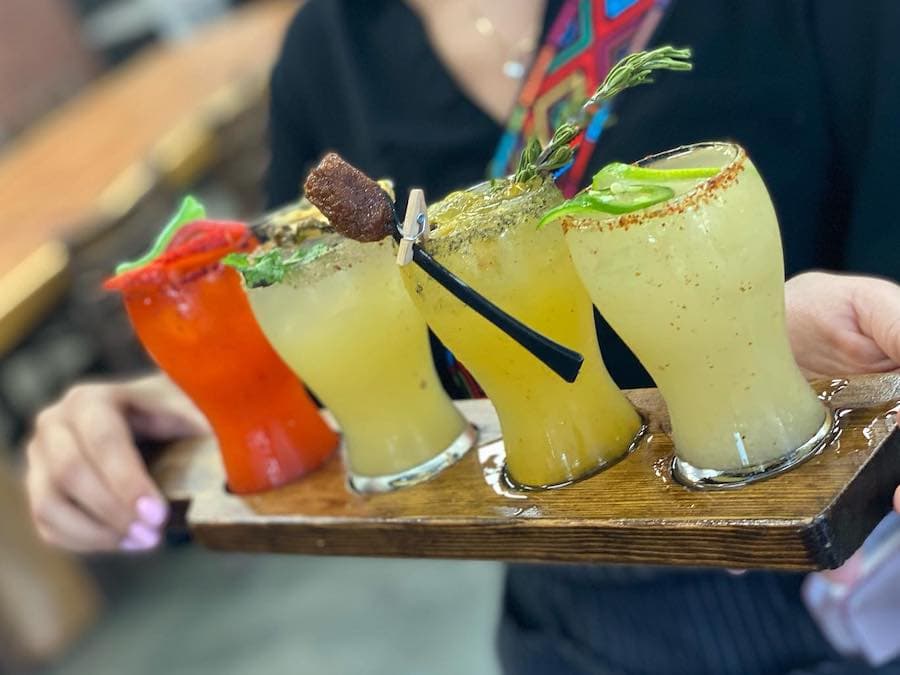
402,178 -> 642,488
246,235 -> 475,492
563,143 -> 830,486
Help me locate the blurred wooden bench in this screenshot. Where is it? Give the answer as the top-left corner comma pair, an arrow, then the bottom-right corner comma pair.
0,2 -> 298,667
0,0 -> 298,358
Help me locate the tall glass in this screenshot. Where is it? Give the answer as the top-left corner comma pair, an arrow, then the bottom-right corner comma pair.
400,178 -> 644,488
563,142 -> 832,487
245,235 -> 476,493
104,221 -> 339,494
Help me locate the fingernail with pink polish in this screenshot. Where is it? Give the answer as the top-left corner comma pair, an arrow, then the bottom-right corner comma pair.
136,496 -> 168,527
120,537 -> 147,552
127,521 -> 161,549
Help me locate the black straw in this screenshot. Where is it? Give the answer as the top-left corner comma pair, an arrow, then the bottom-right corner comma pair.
390,204 -> 584,383
249,197 -> 584,383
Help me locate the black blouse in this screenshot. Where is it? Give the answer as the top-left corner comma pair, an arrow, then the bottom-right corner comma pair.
263,4 -> 900,672
265,0 -> 900,390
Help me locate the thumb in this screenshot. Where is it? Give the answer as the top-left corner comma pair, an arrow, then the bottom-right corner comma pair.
115,375 -> 211,441
128,403 -> 210,441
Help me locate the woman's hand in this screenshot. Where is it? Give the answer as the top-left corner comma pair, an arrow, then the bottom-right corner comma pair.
25,374 -> 209,553
785,271 -> 900,378
784,271 -> 900,513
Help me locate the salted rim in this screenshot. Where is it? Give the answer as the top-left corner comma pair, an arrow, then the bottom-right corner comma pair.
273,233 -> 345,286
271,234 -> 396,288
561,142 -> 747,233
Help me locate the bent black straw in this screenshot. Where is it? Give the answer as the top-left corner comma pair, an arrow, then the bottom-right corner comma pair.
389,201 -> 584,383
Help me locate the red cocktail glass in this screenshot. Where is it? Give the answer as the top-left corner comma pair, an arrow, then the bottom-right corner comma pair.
105,219 -> 338,493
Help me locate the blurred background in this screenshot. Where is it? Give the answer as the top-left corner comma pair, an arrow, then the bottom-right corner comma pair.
0,1 -> 502,672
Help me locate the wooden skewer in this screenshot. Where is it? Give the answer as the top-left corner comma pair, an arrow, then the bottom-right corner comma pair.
396,188 -> 428,266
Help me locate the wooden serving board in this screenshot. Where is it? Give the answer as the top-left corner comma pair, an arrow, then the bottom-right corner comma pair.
151,374 -> 900,570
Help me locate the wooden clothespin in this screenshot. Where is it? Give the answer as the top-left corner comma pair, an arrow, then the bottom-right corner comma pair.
396,188 -> 429,266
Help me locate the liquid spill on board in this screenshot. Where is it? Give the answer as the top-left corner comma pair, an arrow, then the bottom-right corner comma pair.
818,378 -> 850,402
862,401 -> 900,444
797,397 -> 898,464
477,440 -> 527,500
474,385 -> 897,507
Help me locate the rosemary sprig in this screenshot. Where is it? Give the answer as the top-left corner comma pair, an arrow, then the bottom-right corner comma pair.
514,46 -> 693,183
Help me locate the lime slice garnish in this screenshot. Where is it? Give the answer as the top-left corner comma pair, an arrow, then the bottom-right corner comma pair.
539,157 -> 717,227
592,162 -> 719,190
539,184 -> 675,226
594,184 -> 675,212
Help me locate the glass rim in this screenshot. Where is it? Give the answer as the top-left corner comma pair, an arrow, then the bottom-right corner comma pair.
423,176 -> 562,252
562,141 -> 748,233
104,234 -> 253,295
251,235 -> 394,290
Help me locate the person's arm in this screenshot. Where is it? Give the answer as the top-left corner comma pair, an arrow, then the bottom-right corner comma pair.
25,374 -> 208,552
25,5 -> 323,555
784,271 -> 900,512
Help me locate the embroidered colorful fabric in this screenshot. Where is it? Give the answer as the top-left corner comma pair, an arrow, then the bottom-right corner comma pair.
489,0 -> 668,196
453,0 -> 669,400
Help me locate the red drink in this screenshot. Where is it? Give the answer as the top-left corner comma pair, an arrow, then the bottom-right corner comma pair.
105,220 -> 338,493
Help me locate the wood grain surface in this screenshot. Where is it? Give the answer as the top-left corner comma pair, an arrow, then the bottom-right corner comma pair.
153,374 -> 900,570
0,241 -> 69,356
0,0 -> 297,281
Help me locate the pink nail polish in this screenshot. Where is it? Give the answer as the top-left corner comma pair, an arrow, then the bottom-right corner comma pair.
136,496 -> 168,527
127,521 -> 161,549
119,537 -> 147,552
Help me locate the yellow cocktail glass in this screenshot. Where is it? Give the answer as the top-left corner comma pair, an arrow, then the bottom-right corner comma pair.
245,234 -> 476,492
561,142 -> 832,488
401,177 -> 643,488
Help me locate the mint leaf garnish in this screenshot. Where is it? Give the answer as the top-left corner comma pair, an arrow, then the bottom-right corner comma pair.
223,242 -> 332,288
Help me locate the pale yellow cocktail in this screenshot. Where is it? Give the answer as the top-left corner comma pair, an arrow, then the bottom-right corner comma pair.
401,177 -> 643,488
244,233 -> 475,492
560,142 -> 831,487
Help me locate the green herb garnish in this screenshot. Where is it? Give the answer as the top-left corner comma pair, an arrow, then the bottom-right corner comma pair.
116,196 -> 206,274
514,46 -> 693,184
538,160 -> 721,225
538,184 -> 675,226
223,242 -> 331,288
